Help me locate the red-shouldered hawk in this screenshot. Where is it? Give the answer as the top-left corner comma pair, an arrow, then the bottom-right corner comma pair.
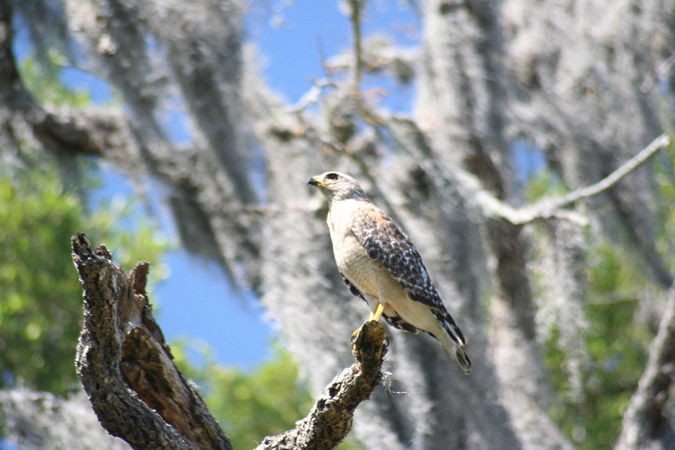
308,171 -> 471,374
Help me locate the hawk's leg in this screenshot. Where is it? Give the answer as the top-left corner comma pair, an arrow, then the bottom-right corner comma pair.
369,288 -> 387,322
353,291 -> 387,346
353,301 -> 386,352
369,302 -> 384,322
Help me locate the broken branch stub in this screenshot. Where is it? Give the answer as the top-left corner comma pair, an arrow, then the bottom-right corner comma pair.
72,233 -> 232,450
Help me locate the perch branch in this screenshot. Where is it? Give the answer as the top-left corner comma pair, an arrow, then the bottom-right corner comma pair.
256,321 -> 387,450
615,283 -> 675,449
72,233 -> 387,450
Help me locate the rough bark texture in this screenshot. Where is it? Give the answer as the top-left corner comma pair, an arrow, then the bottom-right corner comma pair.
72,233 -> 232,450
1,0 -> 674,448
70,233 -> 387,450
256,321 -> 388,450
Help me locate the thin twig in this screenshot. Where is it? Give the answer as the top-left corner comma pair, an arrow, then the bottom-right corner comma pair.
349,0 -> 364,92
288,79 -> 336,113
379,115 -> 671,227
513,133 -> 671,225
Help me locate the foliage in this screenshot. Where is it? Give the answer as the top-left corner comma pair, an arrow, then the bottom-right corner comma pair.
20,54 -> 91,108
524,169 -> 568,202
0,165 -> 169,395
172,341 -> 314,449
0,55 -> 169,395
544,241 -> 649,449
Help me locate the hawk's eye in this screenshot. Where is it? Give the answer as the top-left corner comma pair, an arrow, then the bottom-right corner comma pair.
325,173 -> 339,181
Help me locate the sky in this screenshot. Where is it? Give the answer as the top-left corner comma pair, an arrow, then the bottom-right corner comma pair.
12,0 -> 424,370
13,0 -> 546,371
154,0 -> 422,368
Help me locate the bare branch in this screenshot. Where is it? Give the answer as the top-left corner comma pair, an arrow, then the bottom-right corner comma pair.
615,283 -> 675,450
461,133 -> 671,226
348,0 -> 365,92
382,113 -> 670,228
72,233 -> 387,450
512,134 -> 672,225
256,321 -> 387,450
288,79 -> 336,113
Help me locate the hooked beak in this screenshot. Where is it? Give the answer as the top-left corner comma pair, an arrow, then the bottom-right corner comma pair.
307,176 -> 324,187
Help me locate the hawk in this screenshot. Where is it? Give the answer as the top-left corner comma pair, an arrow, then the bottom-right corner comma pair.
308,171 -> 471,373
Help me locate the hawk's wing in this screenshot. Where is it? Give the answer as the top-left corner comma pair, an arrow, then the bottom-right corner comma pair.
350,202 -> 466,345
350,203 -> 444,309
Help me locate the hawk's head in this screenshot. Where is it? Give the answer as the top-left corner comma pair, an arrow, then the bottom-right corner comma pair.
307,171 -> 368,202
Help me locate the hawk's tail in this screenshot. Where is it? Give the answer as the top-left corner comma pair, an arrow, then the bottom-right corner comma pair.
432,311 -> 472,374
440,339 -> 472,374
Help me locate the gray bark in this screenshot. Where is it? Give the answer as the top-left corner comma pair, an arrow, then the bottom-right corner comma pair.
2,0 -> 674,448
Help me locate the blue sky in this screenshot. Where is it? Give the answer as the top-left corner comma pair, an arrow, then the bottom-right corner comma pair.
14,0 -> 546,370
13,1 -> 422,369
8,0 -> 549,377
157,0 -> 420,368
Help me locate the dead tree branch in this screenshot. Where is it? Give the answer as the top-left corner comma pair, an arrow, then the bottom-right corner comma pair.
615,283 -> 675,450
72,233 -> 387,450
256,322 -> 387,450
72,233 -> 231,450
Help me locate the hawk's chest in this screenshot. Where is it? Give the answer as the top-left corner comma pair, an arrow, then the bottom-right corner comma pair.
327,200 -> 380,295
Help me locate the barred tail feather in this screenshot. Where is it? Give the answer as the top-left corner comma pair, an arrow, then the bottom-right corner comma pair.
440,338 -> 472,374
432,311 -> 471,374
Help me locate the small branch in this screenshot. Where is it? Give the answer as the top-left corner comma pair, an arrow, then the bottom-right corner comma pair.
382,114 -> 671,227
288,79 -> 336,113
510,133 -> 671,225
615,283 -> 675,450
256,321 -> 387,450
348,0 -> 365,93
